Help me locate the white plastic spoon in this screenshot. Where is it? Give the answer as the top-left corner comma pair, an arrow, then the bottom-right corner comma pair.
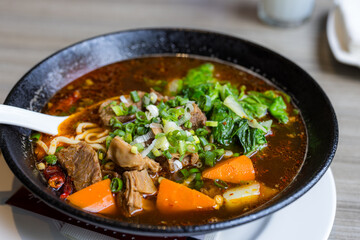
0,104 -> 68,135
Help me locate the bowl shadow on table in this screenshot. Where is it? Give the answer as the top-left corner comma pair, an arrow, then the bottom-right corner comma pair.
0,152 -> 65,239
316,12 -> 360,78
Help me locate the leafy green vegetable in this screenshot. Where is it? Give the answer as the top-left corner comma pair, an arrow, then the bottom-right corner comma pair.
269,96 -> 288,123
220,83 -> 239,101
244,90 -> 289,123
240,95 -> 268,119
233,119 -> 267,154
211,101 -> 239,146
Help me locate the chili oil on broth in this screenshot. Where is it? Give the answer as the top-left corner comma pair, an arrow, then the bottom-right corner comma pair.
39,56 -> 307,225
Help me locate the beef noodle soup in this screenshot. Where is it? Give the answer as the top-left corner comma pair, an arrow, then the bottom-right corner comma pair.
31,56 -> 307,225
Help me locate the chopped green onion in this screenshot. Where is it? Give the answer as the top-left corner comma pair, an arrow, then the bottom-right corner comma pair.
184,121 -> 192,129
204,151 -> 216,167
136,111 -> 147,121
125,123 -> 135,133
186,135 -> 195,142
131,146 -> 138,154
147,151 -> 156,159
186,144 -> 197,153
193,135 -> 200,144
30,132 -> 41,142
155,133 -> 166,139
149,92 -> 158,104
105,136 -> 113,149
113,129 -> 125,137
233,153 -> 240,157
163,150 -> 172,160
172,130 -> 187,140
178,140 -> 187,155
214,148 -> 225,157
128,105 -> 138,114
111,104 -> 128,116
124,132 -> 132,143
136,126 -> 147,136
199,136 -> 208,147
110,178 -> 123,192
189,168 -> 200,174
151,148 -> 161,157
205,121 -> 218,127
195,172 -> 202,181
44,155 -> 57,165
168,146 -> 177,154
55,146 -> 64,153
155,136 -> 170,151
166,99 -> 176,108
142,93 -> 151,107
134,143 -> 145,152
110,118 -> 123,129
130,91 -> 140,103
214,179 -> 228,189
97,149 -> 106,160
103,175 -> 110,180
180,169 -> 190,179
195,128 -> 209,136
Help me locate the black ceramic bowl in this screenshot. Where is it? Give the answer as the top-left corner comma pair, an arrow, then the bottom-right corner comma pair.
0,28 -> 338,236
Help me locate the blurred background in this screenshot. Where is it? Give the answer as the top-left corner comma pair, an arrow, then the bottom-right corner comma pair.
0,0 -> 359,239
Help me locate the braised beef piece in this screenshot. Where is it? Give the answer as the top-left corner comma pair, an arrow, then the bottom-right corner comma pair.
98,91 -> 146,126
189,103 -> 207,130
167,152 -> 200,172
107,136 -> 160,173
122,169 -> 157,215
56,142 -> 102,191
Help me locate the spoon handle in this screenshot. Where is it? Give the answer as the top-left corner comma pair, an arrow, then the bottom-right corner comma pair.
0,104 -> 68,135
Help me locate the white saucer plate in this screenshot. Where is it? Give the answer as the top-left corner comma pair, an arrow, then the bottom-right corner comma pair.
327,7 -> 360,68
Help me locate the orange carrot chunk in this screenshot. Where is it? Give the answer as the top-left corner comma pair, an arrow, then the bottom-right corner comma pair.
156,179 -> 216,214
202,155 -> 255,183
67,179 -> 117,215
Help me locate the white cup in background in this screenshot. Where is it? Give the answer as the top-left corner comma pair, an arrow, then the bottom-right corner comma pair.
258,0 -> 315,27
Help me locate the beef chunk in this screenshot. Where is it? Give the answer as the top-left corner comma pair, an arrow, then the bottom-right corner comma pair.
98,100 -> 135,127
123,169 -> 157,215
98,91 -> 145,126
107,136 -> 160,172
56,142 -> 102,191
167,152 -> 200,172
189,103 -> 207,130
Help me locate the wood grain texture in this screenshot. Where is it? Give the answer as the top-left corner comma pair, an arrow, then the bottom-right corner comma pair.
1,0 -> 360,239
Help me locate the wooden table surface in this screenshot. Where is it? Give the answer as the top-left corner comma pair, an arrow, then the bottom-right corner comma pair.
1,0 -> 359,239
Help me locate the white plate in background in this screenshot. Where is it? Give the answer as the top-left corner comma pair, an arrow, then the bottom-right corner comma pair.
327,7 -> 360,68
